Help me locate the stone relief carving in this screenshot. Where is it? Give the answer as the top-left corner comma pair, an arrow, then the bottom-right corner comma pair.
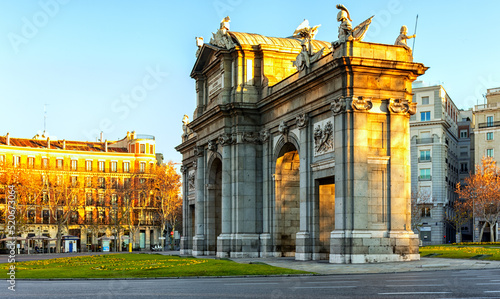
296,114 -> 308,128
194,146 -> 204,157
332,4 -> 374,48
218,133 -> 233,146
314,121 -> 334,155
188,172 -> 195,191
209,16 -> 235,49
330,97 -> 346,115
351,96 -> 373,111
192,161 -> 197,169
207,140 -> 217,152
292,20 -> 324,72
394,25 -> 416,51
260,129 -> 270,143
242,132 -> 261,144
388,98 -> 409,114
278,121 -> 288,136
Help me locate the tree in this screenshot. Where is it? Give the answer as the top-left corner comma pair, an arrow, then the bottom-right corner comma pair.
151,162 -> 181,250
457,157 -> 500,242
445,199 -> 472,243
411,187 -> 432,235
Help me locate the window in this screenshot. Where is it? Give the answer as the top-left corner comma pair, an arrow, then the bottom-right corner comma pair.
99,210 -> 106,224
42,158 -> 48,169
70,211 -> 78,224
487,132 -> 494,140
0,155 -> 4,165
150,145 -> 154,154
98,194 -> 104,206
71,176 -> 78,187
42,192 -> 49,203
98,161 -> 105,172
85,176 -> 92,188
140,162 -> 146,173
140,144 -> 146,154
28,209 -> 36,223
111,194 -> 117,205
27,157 -> 35,168
487,149 -> 494,157
124,178 -> 130,188
56,159 -> 63,169
420,111 -> 431,121
86,160 -> 92,171
419,168 -> 431,180
460,163 -> 468,173
86,211 -> 93,224
421,206 -> 431,217
421,96 -> 429,105
42,210 -> 50,224
13,156 -> 20,167
98,177 -> 105,189
460,130 -> 468,138
419,150 -> 431,162
86,193 -> 93,206
487,116 -> 494,127
111,177 -> 118,189
111,161 -> 117,172
123,162 -> 130,173
71,159 -> 78,171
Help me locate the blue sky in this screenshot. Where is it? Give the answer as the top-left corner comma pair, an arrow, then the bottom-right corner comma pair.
0,0 -> 499,163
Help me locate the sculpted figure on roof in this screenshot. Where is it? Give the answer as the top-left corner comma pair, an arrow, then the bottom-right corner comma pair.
394,25 -> 415,51
292,20 -> 325,72
209,16 -> 235,49
332,4 -> 374,48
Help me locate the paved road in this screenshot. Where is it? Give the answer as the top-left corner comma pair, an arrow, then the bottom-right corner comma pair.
2,269 -> 500,298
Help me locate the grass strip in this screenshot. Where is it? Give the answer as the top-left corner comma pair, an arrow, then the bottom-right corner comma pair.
420,245 -> 500,261
2,253 -> 312,279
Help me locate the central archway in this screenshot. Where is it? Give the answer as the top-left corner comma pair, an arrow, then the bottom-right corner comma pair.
274,143 -> 300,256
207,157 -> 222,255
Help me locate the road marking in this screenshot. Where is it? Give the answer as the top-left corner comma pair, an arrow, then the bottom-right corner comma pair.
224,283 -> 279,286
485,291 -> 500,293
294,286 -> 357,289
386,279 -> 442,282
385,284 -> 445,287
305,281 -> 358,284
379,292 -> 452,295
476,282 -> 500,285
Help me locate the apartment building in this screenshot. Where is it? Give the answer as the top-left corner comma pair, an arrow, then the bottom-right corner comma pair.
410,83 -> 461,245
0,131 -> 160,252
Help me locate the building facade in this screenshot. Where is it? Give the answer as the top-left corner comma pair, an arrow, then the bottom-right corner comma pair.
0,131 -> 160,252
410,83 -> 461,245
177,17 -> 427,263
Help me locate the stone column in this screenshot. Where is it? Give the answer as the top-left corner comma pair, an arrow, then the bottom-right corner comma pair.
192,146 -> 205,256
259,129 -> 272,257
179,165 -> 190,255
217,133 -> 233,258
295,114 -> 312,261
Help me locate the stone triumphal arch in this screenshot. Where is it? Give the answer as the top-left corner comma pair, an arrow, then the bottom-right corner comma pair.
176,9 -> 427,263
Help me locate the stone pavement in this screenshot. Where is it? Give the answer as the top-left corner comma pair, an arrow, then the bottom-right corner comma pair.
227,256 -> 500,275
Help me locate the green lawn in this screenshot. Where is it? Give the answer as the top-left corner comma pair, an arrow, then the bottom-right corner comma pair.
420,244 -> 500,260
2,254 -> 311,279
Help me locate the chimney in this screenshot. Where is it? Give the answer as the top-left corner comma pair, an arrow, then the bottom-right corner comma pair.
100,131 -> 104,142
6,133 -> 9,146
131,131 -> 136,139
105,140 -> 108,152
127,131 -> 130,139
47,137 -> 50,149
63,139 -> 66,150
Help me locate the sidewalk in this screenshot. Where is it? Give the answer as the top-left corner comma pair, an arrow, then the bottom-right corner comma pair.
227,256 -> 500,275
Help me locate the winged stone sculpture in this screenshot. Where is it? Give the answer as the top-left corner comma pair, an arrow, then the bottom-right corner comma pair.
292,19 -> 325,72
332,4 -> 374,48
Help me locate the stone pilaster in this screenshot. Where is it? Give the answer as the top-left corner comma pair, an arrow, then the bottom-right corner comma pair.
217,133 -> 233,258
192,146 -> 205,256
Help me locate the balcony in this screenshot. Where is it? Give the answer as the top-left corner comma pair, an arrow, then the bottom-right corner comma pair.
478,121 -> 500,129
418,157 -> 432,163
418,175 -> 432,181
416,138 -> 434,144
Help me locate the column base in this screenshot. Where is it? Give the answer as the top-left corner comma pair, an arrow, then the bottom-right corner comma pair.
330,230 -> 420,264
295,231 -> 312,261
216,234 -> 232,258
192,235 -> 205,257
